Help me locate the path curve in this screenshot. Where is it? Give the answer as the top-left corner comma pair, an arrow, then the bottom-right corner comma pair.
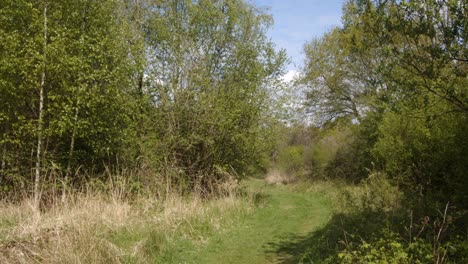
186,178 -> 332,263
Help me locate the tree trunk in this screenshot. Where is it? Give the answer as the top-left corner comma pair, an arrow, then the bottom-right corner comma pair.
0,143 -> 6,184
34,1 -> 47,209
62,106 -> 78,202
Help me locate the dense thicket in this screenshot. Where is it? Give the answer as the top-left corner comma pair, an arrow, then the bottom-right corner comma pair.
304,0 -> 467,207
0,0 -> 286,200
300,0 -> 467,262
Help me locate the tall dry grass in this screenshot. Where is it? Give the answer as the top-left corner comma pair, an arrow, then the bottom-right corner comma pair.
0,174 -> 252,263
264,168 -> 297,185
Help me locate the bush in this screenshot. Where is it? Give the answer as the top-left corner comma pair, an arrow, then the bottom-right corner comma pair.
337,171 -> 402,214
300,170 -> 468,263
372,111 -> 468,207
337,230 -> 432,264
276,145 -> 305,175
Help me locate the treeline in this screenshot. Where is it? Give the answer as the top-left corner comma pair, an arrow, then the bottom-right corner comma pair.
303,0 -> 467,209
0,0 -> 286,203
295,0 -> 467,262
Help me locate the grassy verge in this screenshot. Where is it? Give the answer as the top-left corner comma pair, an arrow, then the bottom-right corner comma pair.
0,189 -> 253,263
0,178 -> 337,263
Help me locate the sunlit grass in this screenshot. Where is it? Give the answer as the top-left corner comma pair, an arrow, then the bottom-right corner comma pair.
0,180 -> 253,263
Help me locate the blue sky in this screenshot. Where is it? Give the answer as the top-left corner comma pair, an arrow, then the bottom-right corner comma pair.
254,0 -> 345,74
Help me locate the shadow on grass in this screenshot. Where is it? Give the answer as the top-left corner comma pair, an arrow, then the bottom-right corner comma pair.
251,191 -> 272,206
237,181 -> 272,207
265,212 -> 388,263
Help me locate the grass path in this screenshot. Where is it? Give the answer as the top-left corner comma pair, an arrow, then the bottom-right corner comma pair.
183,178 -> 332,263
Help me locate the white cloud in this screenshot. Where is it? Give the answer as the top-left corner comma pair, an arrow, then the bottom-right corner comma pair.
281,70 -> 299,83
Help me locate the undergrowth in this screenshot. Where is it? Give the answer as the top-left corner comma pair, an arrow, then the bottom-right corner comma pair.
298,173 -> 468,264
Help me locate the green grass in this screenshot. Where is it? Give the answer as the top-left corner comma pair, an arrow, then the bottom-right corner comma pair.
175,178 -> 333,264
0,178 -> 333,263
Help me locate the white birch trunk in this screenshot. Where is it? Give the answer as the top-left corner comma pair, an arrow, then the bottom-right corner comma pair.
34,1 -> 47,209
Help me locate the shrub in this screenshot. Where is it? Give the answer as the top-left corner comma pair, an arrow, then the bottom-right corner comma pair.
276,145 -> 305,175
337,171 -> 402,215
337,230 -> 432,264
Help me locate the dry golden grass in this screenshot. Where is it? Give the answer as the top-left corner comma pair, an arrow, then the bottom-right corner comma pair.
264,169 -> 297,185
0,180 -> 251,264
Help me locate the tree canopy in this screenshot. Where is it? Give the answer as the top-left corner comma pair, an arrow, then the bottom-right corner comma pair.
0,0 -> 286,197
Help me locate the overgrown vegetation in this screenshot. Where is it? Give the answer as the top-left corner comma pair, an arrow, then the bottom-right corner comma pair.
294,0 -> 468,262
0,0 -> 289,261
1,0 -> 467,262
0,175 -> 253,263
0,0 -> 286,200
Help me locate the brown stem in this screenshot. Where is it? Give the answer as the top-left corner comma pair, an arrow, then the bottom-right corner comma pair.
62,106 -> 78,202
0,143 -> 6,184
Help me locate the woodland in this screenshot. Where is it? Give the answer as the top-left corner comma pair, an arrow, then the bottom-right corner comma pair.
0,0 -> 467,263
